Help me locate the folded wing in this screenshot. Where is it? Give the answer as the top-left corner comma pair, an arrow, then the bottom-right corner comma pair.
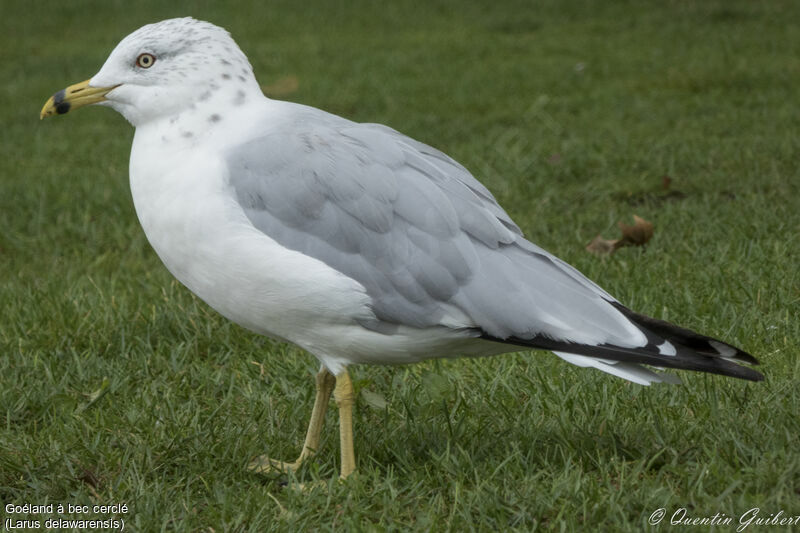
225,108 -> 762,383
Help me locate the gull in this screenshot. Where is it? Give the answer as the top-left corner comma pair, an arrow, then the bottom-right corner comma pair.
41,18 -> 762,480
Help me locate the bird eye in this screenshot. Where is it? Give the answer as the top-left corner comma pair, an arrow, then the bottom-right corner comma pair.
136,53 -> 156,68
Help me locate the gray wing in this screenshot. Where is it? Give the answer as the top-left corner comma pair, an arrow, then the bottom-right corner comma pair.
226,110 -> 641,346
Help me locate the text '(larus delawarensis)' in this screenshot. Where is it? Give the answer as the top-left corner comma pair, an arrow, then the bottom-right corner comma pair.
41,18 -> 762,480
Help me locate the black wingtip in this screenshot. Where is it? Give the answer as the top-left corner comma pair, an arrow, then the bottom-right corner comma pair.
481,332 -> 764,382
730,350 -> 760,366
609,303 -> 761,367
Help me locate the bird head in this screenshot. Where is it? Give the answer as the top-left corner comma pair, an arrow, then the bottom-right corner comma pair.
40,18 -> 261,127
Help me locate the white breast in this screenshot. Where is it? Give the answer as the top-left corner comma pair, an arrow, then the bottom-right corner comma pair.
128,119 -> 375,353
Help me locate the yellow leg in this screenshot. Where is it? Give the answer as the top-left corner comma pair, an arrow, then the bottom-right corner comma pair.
334,370 -> 356,479
249,367 -> 336,474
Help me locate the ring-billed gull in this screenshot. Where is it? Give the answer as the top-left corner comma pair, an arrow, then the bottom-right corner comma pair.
40,18 -> 762,479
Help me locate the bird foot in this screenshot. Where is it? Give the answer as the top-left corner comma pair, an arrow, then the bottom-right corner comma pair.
283,472 -> 356,493
248,454 -> 305,475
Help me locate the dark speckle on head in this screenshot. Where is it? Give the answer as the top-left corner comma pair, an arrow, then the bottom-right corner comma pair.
220,58 -> 231,66
208,114 -> 221,123
233,90 -> 246,106
198,91 -> 212,102
181,131 -> 194,138
221,73 -> 231,80
237,75 -> 246,82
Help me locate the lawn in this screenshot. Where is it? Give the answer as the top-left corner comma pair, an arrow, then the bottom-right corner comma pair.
1,0 -> 798,531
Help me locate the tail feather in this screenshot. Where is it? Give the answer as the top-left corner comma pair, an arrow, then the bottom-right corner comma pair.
480,304 -> 763,383
553,351 -> 683,386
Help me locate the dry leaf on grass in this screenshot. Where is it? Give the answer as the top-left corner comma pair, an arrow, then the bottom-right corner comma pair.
586,215 -> 654,256
618,215 -> 654,246
262,75 -> 299,98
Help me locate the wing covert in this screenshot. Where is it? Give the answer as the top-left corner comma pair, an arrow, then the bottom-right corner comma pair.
226,113 -> 642,347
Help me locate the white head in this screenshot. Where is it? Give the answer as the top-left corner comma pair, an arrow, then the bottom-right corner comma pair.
41,18 -> 263,127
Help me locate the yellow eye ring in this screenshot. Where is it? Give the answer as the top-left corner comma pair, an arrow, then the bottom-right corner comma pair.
136,53 -> 156,68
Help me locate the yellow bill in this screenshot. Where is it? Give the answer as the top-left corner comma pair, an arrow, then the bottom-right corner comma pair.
40,79 -> 118,119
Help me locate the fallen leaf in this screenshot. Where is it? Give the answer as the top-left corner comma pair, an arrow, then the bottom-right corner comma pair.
262,75 -> 299,98
586,215 -> 654,255
617,215 -> 654,247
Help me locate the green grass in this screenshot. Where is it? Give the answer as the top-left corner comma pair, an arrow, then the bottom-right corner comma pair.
2,0 -> 799,530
